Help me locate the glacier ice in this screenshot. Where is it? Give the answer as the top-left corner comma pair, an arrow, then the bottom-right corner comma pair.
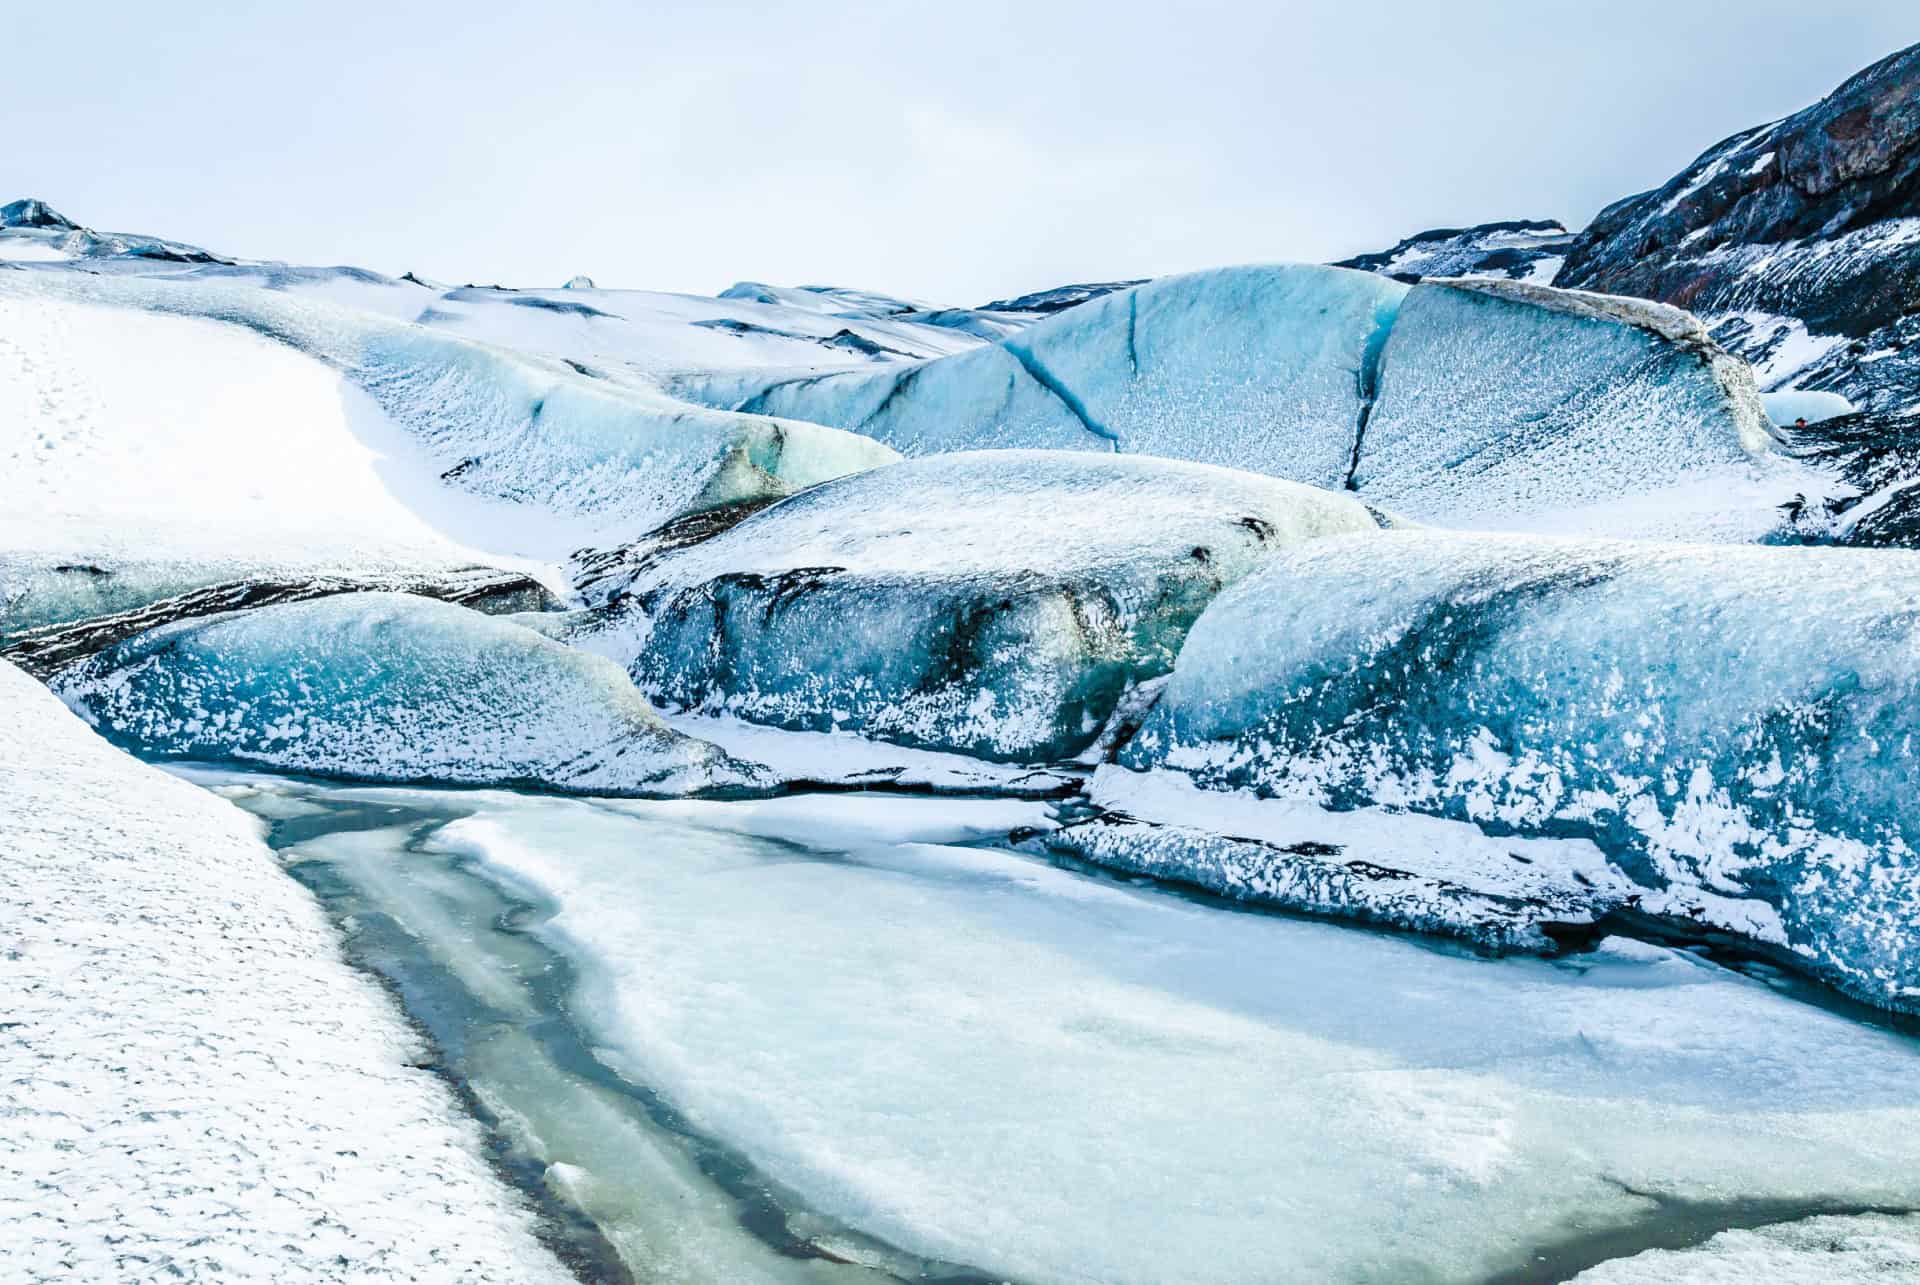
674,264 -> 1410,491
255,778 -> 1920,1285
670,265 -> 1815,539
1354,279 -> 1803,540
1121,530 -> 1920,1009
593,449 -> 1381,760
54,593 -> 771,796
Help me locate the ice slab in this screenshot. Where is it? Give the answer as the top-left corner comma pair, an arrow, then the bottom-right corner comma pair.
1125,530 -> 1920,1009
602,449 -> 1381,760
1355,279 -> 1812,541
54,593 -> 770,795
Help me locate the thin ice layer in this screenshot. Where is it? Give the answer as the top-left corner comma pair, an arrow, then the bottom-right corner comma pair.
55,593 -> 770,796
1125,530 -> 1920,1008
337,782 -> 1920,1285
0,661 -> 571,1283
1354,279 -> 1810,540
605,450 -> 1380,760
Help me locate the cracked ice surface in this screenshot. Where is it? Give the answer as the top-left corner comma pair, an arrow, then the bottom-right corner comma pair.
1124,530 -> 1920,1008
0,660 -> 571,1283
300,780 -> 1920,1285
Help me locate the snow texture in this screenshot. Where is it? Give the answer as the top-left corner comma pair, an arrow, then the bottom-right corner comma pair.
0,660 -> 571,1283
601,450 -> 1381,760
55,592 -> 772,796
1568,1213 -> 1920,1284
1354,279 -> 1806,540
333,779 -> 1920,1285
1124,530 -> 1920,1009
0,268 -> 900,563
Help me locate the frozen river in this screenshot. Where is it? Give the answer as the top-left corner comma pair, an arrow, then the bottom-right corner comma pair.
187,769 -> 1920,1285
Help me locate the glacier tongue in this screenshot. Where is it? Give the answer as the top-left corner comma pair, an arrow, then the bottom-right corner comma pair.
674,264 -> 1409,491
1120,530 -> 1920,1010
670,264 -> 1814,539
589,449 -> 1381,761
54,593 -> 772,796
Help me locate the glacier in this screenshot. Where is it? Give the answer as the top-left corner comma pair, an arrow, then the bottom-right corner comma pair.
668,264 -> 1818,538
589,450 -> 1381,760
1117,530 -> 1920,1009
54,593 -> 772,796
1355,280 -> 1801,540
671,264 -> 1407,491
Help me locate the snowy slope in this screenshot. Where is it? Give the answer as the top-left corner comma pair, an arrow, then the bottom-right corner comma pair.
0,291 -> 528,634
0,660 -> 571,1283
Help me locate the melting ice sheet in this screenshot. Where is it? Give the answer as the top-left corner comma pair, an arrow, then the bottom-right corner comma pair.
194,771 -> 1920,1285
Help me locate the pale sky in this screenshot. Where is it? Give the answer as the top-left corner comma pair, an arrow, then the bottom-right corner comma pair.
7,2 -> 1914,303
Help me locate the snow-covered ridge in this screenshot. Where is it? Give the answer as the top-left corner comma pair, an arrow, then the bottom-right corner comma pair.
0,659 -> 572,1282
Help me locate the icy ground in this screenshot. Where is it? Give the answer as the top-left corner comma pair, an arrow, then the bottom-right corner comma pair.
201,769 -> 1920,1285
0,662 -> 570,1282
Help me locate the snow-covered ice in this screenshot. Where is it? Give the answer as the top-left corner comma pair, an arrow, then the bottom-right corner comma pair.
1567,1212 -> 1920,1284
598,449 -> 1381,759
0,660 -> 571,1283
1123,530 -> 1920,1009
1355,279 -> 1810,540
54,592 -> 772,796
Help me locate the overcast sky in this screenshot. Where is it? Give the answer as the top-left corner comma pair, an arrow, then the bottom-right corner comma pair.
7,3 -> 1914,302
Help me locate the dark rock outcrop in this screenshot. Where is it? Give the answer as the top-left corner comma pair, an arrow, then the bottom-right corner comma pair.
1333,219 -> 1573,284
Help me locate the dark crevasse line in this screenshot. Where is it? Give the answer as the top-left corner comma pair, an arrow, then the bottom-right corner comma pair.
1344,291 -> 1406,492
1001,336 -> 1122,451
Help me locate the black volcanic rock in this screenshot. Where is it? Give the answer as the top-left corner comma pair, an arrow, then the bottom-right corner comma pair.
1334,219 -> 1573,283
1551,44 -> 1920,417
1,198 -> 76,231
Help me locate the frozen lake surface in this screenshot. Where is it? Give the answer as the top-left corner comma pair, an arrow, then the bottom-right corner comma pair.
189,769 -> 1920,1285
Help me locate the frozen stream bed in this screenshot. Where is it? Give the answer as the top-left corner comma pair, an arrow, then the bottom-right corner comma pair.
185,768 -> 1920,1285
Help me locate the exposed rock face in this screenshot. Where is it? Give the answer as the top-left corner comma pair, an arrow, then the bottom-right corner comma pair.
977,281 -> 1147,314
1552,43 -> 1920,418
1333,219 -> 1573,284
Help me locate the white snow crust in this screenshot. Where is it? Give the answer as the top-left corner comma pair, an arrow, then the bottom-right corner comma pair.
0,661 -> 571,1283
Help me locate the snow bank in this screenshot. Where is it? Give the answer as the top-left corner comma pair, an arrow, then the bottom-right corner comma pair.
603,450 -> 1380,760
1123,530 -> 1920,1008
56,593 -> 772,796
0,660 -> 570,1282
